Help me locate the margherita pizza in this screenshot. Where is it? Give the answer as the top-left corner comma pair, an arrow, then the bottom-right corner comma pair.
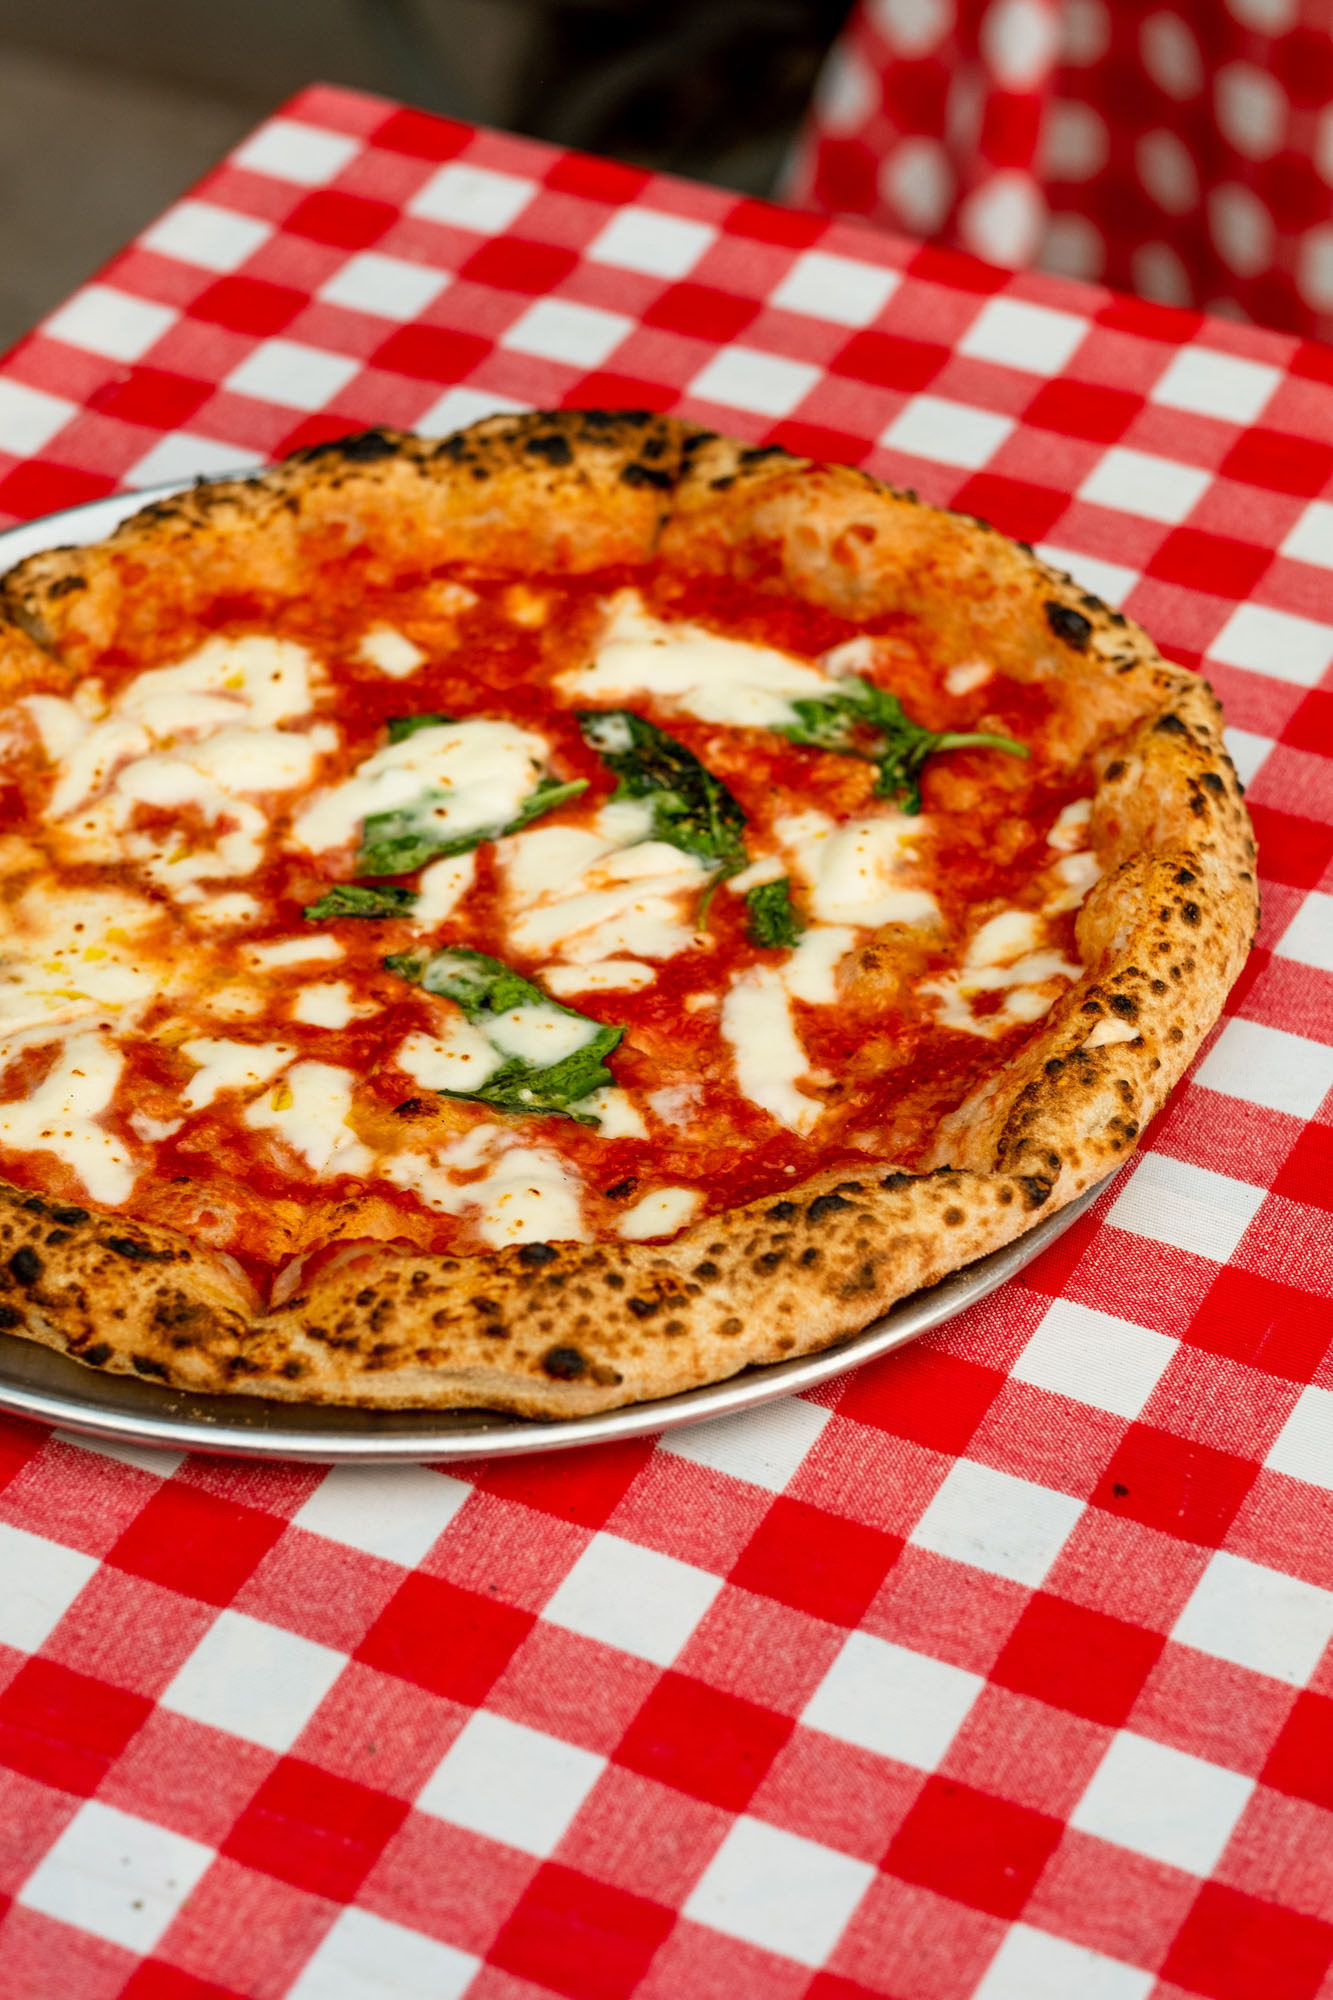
0,412 -> 1257,1415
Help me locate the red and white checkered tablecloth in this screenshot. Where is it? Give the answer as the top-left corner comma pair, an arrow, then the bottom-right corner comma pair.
0,81 -> 1331,2000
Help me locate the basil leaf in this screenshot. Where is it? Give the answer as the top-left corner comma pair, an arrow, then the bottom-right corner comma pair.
746,877 -> 804,949
303,883 -> 418,921
781,677 -> 1028,815
577,709 -> 747,875
386,712 -> 456,744
357,775 -> 588,877
385,946 -> 623,1125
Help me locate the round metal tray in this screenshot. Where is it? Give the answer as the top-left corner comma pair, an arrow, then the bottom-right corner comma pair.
0,486 -> 1106,1461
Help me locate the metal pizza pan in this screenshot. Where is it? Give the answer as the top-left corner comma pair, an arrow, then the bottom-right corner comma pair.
0,489 -> 1106,1461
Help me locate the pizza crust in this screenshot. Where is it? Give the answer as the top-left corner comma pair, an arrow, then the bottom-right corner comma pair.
0,412 -> 1258,1416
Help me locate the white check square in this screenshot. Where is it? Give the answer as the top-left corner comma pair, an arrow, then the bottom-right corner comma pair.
416,386 -> 531,434
0,1521 -> 98,1653
288,1906 -> 479,2000
318,253 -> 449,321
586,207 -> 716,279
542,1532 -> 722,1664
1208,602 -> 1333,688
1106,1152 -> 1266,1263
1035,543 -> 1140,610
295,1465 -> 472,1567
125,434 -> 266,489
688,345 -> 820,417
418,1712 -> 604,1856
1078,446 -> 1211,524
140,200 -> 273,274
224,339 -> 360,411
408,162 -> 536,234
58,1434 -> 183,1477
1222,726 -> 1273,789
802,1632 -> 983,1769
500,299 -> 632,369
909,1460 -> 1082,1586
1173,1550 -> 1333,1686
1266,1385 -> 1333,1491
660,1396 -> 830,1491
881,395 -> 1015,468
43,285 -> 176,363
1274,892 -> 1333,974
684,1816 -> 873,1967
1150,346 -> 1281,424
958,297 -> 1090,375
1194,1017 -> 1333,1121
1012,1300 -> 1178,1419
0,379 -> 76,456
18,1799 -> 213,1954
1071,1731 -> 1254,1876
1280,500 -> 1333,572
160,1609 -> 346,1751
975,1924 -> 1154,2000
233,119 -> 361,188
770,250 -> 900,327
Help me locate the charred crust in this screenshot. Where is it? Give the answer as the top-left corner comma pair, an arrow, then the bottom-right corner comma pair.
620,461 -> 672,489
1202,771 -> 1225,793
807,1193 -> 853,1222
880,1171 -> 916,1191
1017,1177 -> 1053,1209
525,432 -> 574,466
517,1242 -> 559,1268
50,1205 -> 89,1225
82,1342 -> 112,1366
1155,712 -> 1189,737
296,428 -> 398,464
132,1354 -> 169,1379
766,1200 -> 799,1220
105,1236 -> 171,1262
627,1297 -> 661,1320
1045,600 -> 1092,649
542,1345 -> 587,1379
0,1303 -> 20,1329
8,1247 -> 41,1286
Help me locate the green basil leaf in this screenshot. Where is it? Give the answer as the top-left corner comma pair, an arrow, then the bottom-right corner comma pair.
386,712 -> 456,745
746,877 -> 804,949
577,709 -> 747,875
779,676 -> 1028,814
385,946 -> 623,1125
303,883 -> 418,921
357,775 -> 588,877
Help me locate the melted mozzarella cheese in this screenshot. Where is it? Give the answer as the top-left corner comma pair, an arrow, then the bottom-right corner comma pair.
560,592 -> 837,728
0,1031 -> 135,1203
1048,798 -> 1093,851
583,1086 -> 648,1138
945,658 -> 993,696
782,926 -> 854,1005
616,1185 -> 701,1239
292,717 -> 548,857
485,1004 -> 599,1066
541,960 -> 655,996
411,853 -> 477,930
357,625 -> 426,677
1045,849 -> 1101,914
721,968 -> 821,1134
290,982 -> 371,1030
247,935 -> 344,970
181,1038 -> 294,1111
504,803 -> 706,969
385,1137 -> 586,1246
778,811 -> 938,930
1084,1016 -> 1140,1048
397,1022 -> 502,1093
924,943 -> 1083,1039
968,910 -> 1042,967
0,884 -> 174,1037
244,1062 -> 373,1176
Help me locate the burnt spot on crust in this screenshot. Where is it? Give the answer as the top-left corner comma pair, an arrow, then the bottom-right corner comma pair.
767,1200 -> 799,1221
1018,1177 -> 1053,1209
807,1193 -> 853,1222
1045,600 -> 1092,649
1202,771 -> 1226,794
620,461 -> 672,489
0,1303 -> 21,1329
132,1354 -> 169,1379
8,1247 -> 41,1286
605,1178 -> 638,1201
525,432 -> 574,466
1109,993 -> 1139,1019
295,428 -> 399,465
1180,901 -> 1201,925
542,1345 -> 588,1379
82,1341 -> 112,1366
105,1236 -> 171,1262
50,1205 -> 89,1225
627,1296 -> 661,1320
1155,712 -> 1189,737
880,1171 -> 916,1191
518,1242 -> 559,1268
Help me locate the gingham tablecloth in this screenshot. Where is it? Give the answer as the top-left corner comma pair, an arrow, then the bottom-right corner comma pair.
0,82 -> 1331,2000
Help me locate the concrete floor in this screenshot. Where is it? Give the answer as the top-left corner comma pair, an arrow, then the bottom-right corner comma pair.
0,45 -> 258,353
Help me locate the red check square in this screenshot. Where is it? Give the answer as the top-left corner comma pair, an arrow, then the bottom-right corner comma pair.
884,1775 -> 1063,1918
641,283 -> 759,345
489,1860 -> 674,2000
1190,1269 -> 1333,1380
355,1572 -> 535,1704
829,330 -> 949,392
1221,429 -> 1333,498
0,1658 -> 151,1797
472,1437 -> 653,1531
372,107 -> 470,160
951,472 -> 1069,544
1148,528 -> 1273,601
1162,1882 -> 1333,2000
1023,378 -> 1143,443
1091,1424 -> 1258,1547
1247,805 -> 1333,893
190,276 -> 308,337
462,238 -> 581,295
284,190 -> 396,250
729,1497 -> 901,1627
108,1484 -> 287,1607
221,1756 -> 407,1900
1262,1691 -> 1333,1813
371,324 -> 490,382
836,1348 -> 1006,1456
119,1964 -> 246,2000
613,1672 -> 792,1811
88,367 -> 213,429
990,1594 -> 1165,1728
0,461 -> 116,520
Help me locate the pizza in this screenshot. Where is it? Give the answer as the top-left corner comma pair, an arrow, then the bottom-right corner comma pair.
0,411 -> 1257,1416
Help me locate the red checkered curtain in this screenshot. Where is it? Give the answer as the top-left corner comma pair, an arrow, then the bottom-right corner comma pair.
787,0 -> 1333,338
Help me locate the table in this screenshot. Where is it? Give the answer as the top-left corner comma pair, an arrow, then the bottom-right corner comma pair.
0,82 -> 1331,2000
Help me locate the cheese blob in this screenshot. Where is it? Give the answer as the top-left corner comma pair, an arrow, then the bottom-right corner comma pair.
0,1031 -> 136,1204
293,718 -> 550,857
778,811 -> 939,930
721,968 -> 822,1134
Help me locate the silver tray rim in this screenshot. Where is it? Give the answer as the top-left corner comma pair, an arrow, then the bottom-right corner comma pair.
0,485 -> 1107,1462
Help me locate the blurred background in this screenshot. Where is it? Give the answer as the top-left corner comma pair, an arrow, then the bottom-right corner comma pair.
0,0 -> 855,352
